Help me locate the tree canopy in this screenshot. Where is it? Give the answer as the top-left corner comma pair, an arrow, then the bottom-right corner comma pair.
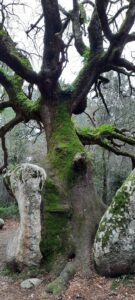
0,0 -> 135,170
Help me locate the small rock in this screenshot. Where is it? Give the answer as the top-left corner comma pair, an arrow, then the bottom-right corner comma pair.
0,218 -> 4,229
21,278 -> 42,289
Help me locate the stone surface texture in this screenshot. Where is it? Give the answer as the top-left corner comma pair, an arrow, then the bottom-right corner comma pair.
93,169 -> 135,276
20,278 -> 42,289
0,218 -> 4,229
5,163 -> 46,271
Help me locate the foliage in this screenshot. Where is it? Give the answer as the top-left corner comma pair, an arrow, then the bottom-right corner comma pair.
0,204 -> 18,218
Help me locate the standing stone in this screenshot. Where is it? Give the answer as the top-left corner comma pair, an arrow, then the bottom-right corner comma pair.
5,163 -> 46,271
93,169 -> 135,276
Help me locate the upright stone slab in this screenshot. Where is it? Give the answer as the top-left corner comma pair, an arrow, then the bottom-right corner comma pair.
5,163 -> 46,271
93,169 -> 135,276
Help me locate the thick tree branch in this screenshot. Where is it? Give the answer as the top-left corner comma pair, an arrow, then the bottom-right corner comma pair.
111,65 -> 135,77
114,1 -> 135,44
72,0 -> 86,55
77,125 -> 135,162
116,58 -> 135,73
41,0 -> 62,71
88,6 -> 103,54
95,0 -> 113,41
0,68 -> 40,119
126,32 -> 135,43
0,115 -> 23,137
0,27 -> 38,84
106,1 -> 135,62
71,54 -> 106,114
0,101 -> 12,109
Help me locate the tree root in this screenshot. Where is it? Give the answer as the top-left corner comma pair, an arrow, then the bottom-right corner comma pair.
46,260 -> 77,295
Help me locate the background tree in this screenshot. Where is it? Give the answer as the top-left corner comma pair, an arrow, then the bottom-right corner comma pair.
80,71 -> 135,204
1,0 -> 135,294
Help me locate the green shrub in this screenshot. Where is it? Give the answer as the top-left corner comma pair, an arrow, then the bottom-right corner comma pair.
0,204 -> 18,218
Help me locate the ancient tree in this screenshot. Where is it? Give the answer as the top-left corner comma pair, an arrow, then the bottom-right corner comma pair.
1,0 -> 135,294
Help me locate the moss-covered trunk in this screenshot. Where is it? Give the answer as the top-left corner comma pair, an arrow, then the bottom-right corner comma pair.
40,101 -> 105,294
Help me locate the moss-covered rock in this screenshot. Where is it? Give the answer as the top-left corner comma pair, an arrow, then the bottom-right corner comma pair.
93,169 -> 135,276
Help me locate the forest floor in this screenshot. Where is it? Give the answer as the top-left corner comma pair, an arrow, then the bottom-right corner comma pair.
1,219 -> 135,300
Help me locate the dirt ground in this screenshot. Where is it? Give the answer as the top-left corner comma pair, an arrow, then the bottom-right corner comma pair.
1,219 -> 135,300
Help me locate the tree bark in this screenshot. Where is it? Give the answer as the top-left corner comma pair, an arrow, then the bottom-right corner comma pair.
39,100 -> 105,294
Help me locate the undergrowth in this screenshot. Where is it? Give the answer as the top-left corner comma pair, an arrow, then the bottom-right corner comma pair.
0,204 -> 18,218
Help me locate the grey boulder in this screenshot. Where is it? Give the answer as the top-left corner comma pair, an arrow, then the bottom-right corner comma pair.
93,169 -> 135,276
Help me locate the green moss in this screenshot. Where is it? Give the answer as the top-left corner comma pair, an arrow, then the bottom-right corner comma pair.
0,27 -> 39,114
0,67 -> 40,114
79,124 -> 114,136
0,204 -> 18,218
40,179 -> 73,271
41,105 -> 91,269
72,63 -> 89,91
109,188 -> 128,217
49,105 -> 84,184
43,178 -> 61,210
79,3 -> 87,24
47,277 -> 64,295
95,175 -> 135,248
82,48 -> 91,64
0,30 -> 5,37
10,74 -> 41,113
101,228 -> 113,248
0,27 -> 32,69
18,54 -> 32,70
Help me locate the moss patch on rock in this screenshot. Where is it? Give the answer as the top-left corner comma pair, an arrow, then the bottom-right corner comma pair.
95,172 -> 135,249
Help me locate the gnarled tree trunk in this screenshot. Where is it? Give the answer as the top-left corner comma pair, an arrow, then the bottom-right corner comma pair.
39,99 -> 105,294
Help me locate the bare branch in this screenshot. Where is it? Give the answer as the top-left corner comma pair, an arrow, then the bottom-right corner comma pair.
84,111 -> 96,127
96,80 -> 110,114
109,6 -> 129,25
26,14 -> 44,36
115,1 -> 135,44
0,101 -> 12,109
